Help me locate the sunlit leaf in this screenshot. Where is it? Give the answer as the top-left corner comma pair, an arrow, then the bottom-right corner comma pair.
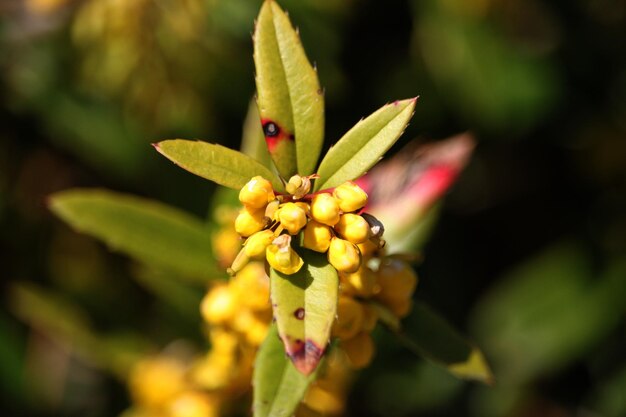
253,324 -> 319,417
155,140 -> 283,191
254,0 -> 325,178
50,189 -> 221,283
386,302 -> 493,384
314,99 -> 416,191
270,249 -> 338,375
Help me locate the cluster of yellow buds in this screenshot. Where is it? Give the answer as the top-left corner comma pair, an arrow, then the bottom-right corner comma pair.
126,354 -> 221,417
230,176 -> 385,277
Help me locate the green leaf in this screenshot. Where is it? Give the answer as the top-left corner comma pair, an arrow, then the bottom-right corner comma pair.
49,189 -> 222,283
155,139 -> 283,191
254,0 -> 325,177
253,324 -> 319,417
270,249 -> 338,375
314,99 -> 417,191
391,302 -> 493,384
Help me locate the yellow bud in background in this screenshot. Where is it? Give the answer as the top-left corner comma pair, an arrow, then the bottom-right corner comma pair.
357,238 -> 380,259
169,391 -> 220,417
387,297 -> 413,318
200,284 -> 238,324
340,266 -> 380,297
310,193 -> 340,226
342,331 -> 375,369
334,213 -> 371,244
231,262 -> 269,311
376,259 -> 418,302
303,385 -> 346,415
244,230 -> 275,258
234,207 -> 266,237
333,181 -> 368,212
302,220 -> 332,253
362,304 -> 378,331
278,202 -> 308,235
328,238 -> 361,273
332,296 -> 364,340
266,240 -> 304,275
129,356 -> 186,408
239,176 -> 275,209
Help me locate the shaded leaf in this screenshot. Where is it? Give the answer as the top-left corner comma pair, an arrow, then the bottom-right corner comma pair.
50,189 -> 221,283
389,302 -> 493,384
315,99 -> 416,191
270,249 -> 338,375
155,140 -> 283,191
253,324 -> 319,417
241,99 -> 274,170
254,0 -> 325,177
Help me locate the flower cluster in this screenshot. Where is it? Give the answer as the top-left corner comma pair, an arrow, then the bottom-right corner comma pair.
229,175 -> 385,277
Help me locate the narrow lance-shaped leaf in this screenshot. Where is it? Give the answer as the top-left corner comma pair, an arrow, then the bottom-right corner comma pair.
314,98 -> 417,191
254,0 -> 325,178
381,301 -> 493,384
49,189 -> 221,283
270,249 -> 338,375
155,140 -> 283,191
253,324 -> 319,417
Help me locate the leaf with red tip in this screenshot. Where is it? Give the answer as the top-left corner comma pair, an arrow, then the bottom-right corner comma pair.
314,98 -> 417,191
270,249 -> 338,375
254,0 -> 325,178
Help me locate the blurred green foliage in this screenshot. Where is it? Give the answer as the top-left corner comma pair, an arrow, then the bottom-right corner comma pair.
1,0 -> 625,416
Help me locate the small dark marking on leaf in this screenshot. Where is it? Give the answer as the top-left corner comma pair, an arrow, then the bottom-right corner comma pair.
294,308 -> 305,320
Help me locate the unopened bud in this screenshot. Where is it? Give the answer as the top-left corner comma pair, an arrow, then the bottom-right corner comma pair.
328,238 -> 361,273
278,202 -> 308,235
376,259 -> 418,302
266,235 -> 304,275
342,331 -> 375,369
310,193 -> 340,226
244,230 -> 275,258
285,175 -> 311,199
340,266 -> 380,297
234,207 -> 267,237
334,214 -> 371,244
201,284 -> 237,324
333,181 -> 368,212
302,220 -> 332,253
239,176 -> 275,209
332,297 -> 364,340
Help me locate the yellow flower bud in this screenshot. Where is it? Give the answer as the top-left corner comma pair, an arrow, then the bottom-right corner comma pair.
200,284 -> 238,324
332,296 -> 364,340
334,213 -> 371,244
376,260 -> 418,302
333,181 -> 368,212
231,262 -> 269,311
285,175 -> 311,199
303,385 -> 345,415
340,266 -> 380,297
328,238 -> 361,273
310,193 -> 340,226
362,304 -> 378,331
387,296 -> 413,318
239,176 -> 275,209
244,230 -> 275,258
266,238 -> 304,275
169,391 -> 219,417
278,202 -> 308,235
129,356 -> 186,408
234,206 -> 266,237
302,220 -> 332,253
341,331 -> 375,369
356,239 -> 380,259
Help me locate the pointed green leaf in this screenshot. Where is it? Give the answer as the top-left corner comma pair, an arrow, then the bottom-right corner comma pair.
270,249 -> 338,375
386,302 -> 493,384
155,140 -> 283,191
314,99 -> 417,191
253,324 -> 319,417
240,99 -> 274,170
254,0 -> 325,177
49,189 -> 221,283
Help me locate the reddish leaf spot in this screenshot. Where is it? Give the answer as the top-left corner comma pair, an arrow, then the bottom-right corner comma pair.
286,338 -> 325,375
261,119 -> 294,153
294,308 -> 305,320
